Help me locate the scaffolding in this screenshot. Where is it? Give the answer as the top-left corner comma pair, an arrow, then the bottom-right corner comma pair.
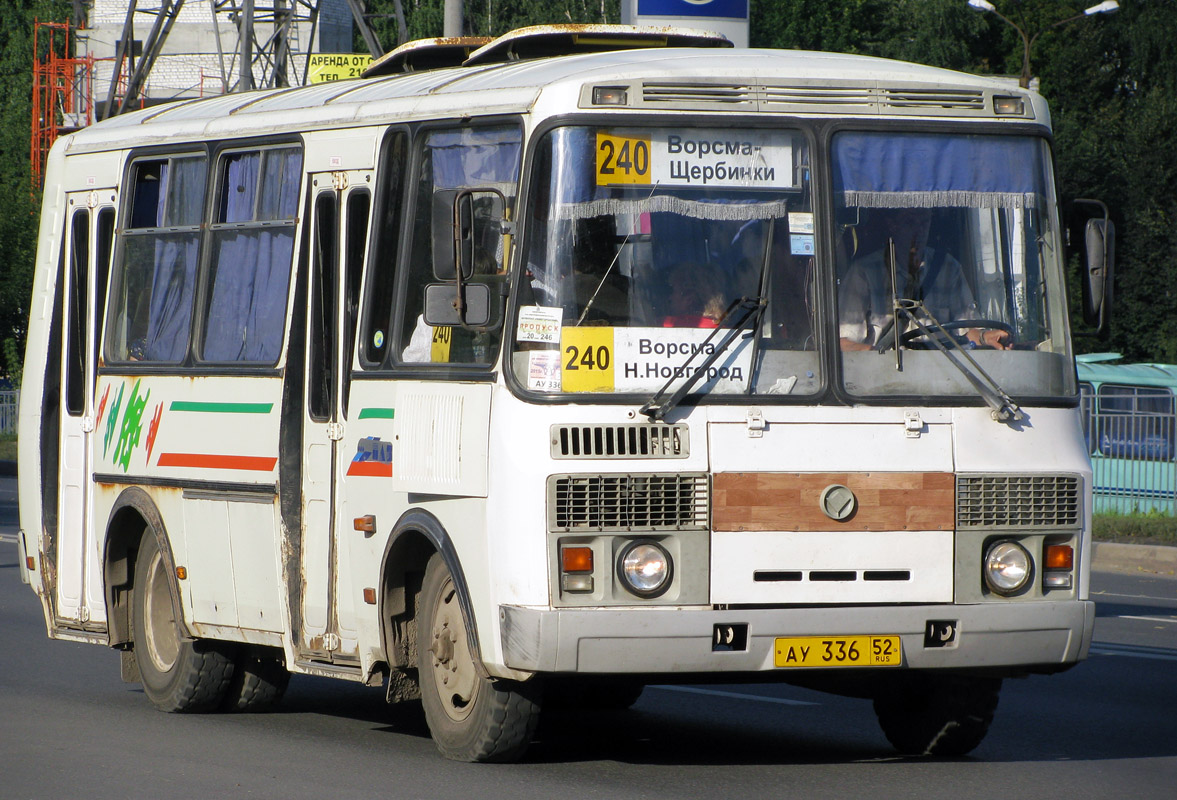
31,20 -> 96,188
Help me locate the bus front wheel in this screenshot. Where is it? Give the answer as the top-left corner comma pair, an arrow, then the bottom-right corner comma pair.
418,553 -> 540,762
873,673 -> 1001,756
132,528 -> 233,712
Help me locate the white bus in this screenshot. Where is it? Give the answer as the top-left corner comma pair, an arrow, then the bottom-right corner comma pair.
18,25 -> 1111,762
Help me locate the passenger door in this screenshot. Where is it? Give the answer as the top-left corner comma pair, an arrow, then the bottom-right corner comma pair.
299,171 -> 371,661
56,192 -> 115,628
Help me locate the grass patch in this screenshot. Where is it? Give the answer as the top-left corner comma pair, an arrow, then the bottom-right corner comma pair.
1093,513 -> 1177,547
0,433 -> 14,462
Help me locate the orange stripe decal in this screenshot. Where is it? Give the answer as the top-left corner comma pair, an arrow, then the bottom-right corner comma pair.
157,453 -> 278,471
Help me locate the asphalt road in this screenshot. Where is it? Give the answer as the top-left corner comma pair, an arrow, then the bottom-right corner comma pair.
3,478 -> 1176,799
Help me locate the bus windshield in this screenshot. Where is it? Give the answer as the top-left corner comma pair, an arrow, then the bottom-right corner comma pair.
513,125 -> 820,398
834,131 -> 1075,400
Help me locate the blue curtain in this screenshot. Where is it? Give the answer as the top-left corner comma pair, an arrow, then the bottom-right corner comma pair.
428,127 -> 521,189
833,132 -> 1044,209
202,147 -> 301,362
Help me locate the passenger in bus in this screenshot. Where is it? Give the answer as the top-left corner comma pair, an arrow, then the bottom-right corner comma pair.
838,207 -> 1010,351
662,262 -> 726,328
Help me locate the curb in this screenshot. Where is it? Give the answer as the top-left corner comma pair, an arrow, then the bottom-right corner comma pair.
1092,541 -> 1177,578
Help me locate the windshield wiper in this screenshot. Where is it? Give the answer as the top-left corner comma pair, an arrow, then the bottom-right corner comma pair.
893,299 -> 1024,424
640,296 -> 766,421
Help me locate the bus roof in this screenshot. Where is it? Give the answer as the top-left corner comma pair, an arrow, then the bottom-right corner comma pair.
57,43 -> 1046,156
1076,354 -> 1177,388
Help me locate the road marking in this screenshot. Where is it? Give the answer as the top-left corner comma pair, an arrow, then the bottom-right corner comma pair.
1117,615 -> 1177,624
1090,642 -> 1177,662
648,685 -> 818,707
0,533 -> 17,544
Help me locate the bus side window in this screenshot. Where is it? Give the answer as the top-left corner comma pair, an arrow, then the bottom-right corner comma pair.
360,130 -> 407,367
342,190 -> 370,412
65,209 -> 89,416
201,145 -> 302,363
397,125 -> 521,366
107,155 -> 206,363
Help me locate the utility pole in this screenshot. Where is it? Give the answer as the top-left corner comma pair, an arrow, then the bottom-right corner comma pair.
444,0 -> 463,37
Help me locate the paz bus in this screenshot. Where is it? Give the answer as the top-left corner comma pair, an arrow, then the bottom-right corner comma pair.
17,24 -> 1113,762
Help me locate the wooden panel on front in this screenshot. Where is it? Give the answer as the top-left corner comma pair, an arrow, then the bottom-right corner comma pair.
713,472 -> 955,532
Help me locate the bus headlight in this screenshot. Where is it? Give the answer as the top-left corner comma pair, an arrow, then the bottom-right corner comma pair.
617,541 -> 672,598
983,540 -> 1032,595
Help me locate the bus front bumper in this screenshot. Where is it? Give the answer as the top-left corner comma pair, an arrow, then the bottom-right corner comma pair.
498,600 -> 1095,675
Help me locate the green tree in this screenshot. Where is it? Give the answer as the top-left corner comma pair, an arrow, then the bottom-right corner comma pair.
0,1 -> 69,385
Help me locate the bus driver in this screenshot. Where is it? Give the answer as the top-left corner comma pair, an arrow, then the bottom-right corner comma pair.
837,207 -> 1011,352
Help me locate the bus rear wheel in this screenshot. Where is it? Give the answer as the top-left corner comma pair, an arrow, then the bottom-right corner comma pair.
417,553 -> 540,762
132,529 -> 233,712
222,650 -> 290,712
873,673 -> 1001,756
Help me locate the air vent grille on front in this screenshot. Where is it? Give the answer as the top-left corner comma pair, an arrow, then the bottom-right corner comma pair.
642,82 -> 755,106
549,473 -> 709,531
956,474 -> 1081,530
883,88 -> 985,110
550,424 -> 689,459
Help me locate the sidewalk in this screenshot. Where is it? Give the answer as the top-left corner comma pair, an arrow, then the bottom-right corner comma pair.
1091,541 -> 1177,578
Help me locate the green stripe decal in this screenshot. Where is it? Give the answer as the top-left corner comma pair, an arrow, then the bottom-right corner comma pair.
358,407 -> 395,419
169,401 -> 274,414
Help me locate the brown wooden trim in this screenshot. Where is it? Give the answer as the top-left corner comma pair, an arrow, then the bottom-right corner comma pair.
713,472 -> 955,532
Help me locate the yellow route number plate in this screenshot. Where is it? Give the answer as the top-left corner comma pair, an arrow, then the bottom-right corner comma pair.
774,635 -> 902,668
596,132 -> 651,185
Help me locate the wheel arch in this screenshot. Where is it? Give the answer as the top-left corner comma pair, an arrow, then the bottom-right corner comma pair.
103,486 -> 185,649
378,508 -> 487,679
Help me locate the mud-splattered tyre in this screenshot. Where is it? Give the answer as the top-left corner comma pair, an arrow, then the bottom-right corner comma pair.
873,674 -> 1002,756
222,650 -> 290,712
418,553 -> 540,762
132,529 -> 233,712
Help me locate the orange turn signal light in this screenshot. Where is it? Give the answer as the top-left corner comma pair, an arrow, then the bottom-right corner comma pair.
26,556 -> 36,571
354,515 -> 377,533
175,566 -> 188,580
1045,544 -> 1074,570
561,546 -> 594,573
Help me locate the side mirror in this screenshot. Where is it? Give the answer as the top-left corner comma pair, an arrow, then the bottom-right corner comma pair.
423,282 -> 491,328
432,188 -> 511,281
432,189 -> 474,281
1074,198 -> 1115,335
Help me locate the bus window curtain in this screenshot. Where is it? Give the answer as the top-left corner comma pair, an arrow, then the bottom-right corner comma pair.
833,132 -> 1044,210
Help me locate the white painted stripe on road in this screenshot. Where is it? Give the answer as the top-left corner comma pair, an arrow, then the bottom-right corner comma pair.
1117,615 -> 1177,624
649,685 -> 818,707
0,533 -> 17,544
1090,643 -> 1177,662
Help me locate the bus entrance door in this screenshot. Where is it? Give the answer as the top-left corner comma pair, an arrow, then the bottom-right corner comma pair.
56,192 -> 114,630
297,174 -> 369,664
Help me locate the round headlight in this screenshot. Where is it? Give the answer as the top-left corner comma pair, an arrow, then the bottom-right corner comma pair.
984,540 -> 1032,595
618,541 -> 672,598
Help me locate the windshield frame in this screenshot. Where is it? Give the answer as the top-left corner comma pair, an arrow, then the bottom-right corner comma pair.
504,113 -> 824,408
823,119 -> 1078,409
503,114 -> 1079,410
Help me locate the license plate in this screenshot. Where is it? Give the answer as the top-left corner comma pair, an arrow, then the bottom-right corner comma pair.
774,635 -> 902,668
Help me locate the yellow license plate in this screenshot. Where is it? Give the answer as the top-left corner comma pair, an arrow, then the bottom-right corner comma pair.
774,635 -> 902,668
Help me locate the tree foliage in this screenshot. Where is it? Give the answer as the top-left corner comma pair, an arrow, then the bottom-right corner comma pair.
3,0 -> 1177,374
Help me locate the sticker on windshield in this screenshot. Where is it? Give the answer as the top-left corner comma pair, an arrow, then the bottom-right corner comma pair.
788,212 -> 814,234
517,305 -> 563,343
596,129 -> 794,190
790,234 -> 815,256
527,350 -> 562,392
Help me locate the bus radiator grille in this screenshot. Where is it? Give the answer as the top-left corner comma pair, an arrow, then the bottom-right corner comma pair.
956,474 -> 1082,530
548,473 -> 709,531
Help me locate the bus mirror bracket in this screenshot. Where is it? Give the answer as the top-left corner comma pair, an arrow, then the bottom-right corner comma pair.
423,282 -> 492,328
1074,198 -> 1115,336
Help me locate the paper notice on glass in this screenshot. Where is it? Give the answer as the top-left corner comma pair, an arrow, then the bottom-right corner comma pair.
527,350 -> 562,392
517,306 -> 563,343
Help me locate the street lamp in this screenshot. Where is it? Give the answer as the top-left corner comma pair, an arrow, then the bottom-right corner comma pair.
968,0 -> 1120,88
